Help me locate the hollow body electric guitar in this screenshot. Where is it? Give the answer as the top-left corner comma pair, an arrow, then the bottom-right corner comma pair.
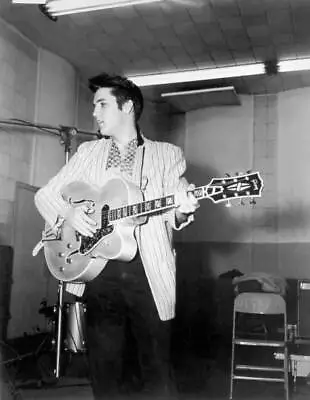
41,172 -> 263,283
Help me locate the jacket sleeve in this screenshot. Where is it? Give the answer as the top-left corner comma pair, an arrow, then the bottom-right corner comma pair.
163,143 -> 194,231
34,141 -> 90,228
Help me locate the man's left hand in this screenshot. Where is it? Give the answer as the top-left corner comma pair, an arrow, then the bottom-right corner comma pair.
175,183 -> 199,224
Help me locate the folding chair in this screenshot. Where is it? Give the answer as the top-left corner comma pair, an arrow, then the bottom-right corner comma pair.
229,292 -> 289,400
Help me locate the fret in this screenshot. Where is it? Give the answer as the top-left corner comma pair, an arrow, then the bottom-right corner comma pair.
154,199 -> 161,209
145,201 -> 152,211
117,208 -> 122,219
193,188 -> 203,199
166,195 -> 174,206
123,206 -> 128,217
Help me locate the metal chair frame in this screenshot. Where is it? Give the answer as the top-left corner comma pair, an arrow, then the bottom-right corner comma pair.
229,292 -> 289,400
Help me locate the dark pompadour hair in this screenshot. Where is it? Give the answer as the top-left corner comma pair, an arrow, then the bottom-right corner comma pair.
88,73 -> 144,123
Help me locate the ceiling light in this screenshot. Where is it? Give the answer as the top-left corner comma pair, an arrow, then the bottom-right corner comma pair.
128,63 -> 265,87
46,0 -> 164,16
12,0 -> 46,3
278,58 -> 310,73
161,86 -> 235,97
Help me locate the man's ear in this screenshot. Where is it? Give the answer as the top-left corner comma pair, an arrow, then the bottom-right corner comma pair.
123,100 -> 134,115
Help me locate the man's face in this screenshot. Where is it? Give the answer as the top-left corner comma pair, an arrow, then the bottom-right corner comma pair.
93,87 -> 126,138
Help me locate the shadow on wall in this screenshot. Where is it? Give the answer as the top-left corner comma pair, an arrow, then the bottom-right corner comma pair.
254,205 -> 310,232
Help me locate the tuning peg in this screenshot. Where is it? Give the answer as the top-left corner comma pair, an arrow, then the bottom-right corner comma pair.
246,169 -> 252,174
225,173 -> 231,177
225,200 -> 232,208
249,197 -> 256,206
239,199 -> 245,206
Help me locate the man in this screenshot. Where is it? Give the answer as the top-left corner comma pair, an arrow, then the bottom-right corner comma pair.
34,73 -> 199,399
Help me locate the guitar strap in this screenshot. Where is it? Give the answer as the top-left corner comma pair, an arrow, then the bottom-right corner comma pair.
139,145 -> 148,192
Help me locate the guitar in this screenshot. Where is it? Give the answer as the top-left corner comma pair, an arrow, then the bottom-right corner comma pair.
39,172 -> 263,283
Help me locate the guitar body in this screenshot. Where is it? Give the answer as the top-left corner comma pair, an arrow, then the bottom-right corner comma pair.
44,176 -> 146,282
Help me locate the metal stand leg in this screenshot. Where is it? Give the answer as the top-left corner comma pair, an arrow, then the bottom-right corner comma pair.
54,129 -> 74,379
55,280 -> 64,378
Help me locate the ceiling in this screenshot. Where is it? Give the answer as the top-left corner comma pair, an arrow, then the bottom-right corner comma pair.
1,0 -> 310,112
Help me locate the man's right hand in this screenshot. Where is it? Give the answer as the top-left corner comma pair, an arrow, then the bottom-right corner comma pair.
65,205 -> 98,237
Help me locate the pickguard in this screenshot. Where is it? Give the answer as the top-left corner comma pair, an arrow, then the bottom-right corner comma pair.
79,225 -> 114,254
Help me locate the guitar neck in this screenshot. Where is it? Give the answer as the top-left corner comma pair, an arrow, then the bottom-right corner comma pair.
108,185 -> 208,222
105,171 -> 263,221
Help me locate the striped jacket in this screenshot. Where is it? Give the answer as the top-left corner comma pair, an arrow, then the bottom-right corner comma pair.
34,136 -> 193,321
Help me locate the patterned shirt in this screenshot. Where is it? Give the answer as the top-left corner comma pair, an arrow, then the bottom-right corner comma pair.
106,138 -> 139,176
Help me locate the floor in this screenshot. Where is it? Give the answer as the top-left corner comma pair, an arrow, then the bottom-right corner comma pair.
2,337 -> 310,400
13,372 -> 310,400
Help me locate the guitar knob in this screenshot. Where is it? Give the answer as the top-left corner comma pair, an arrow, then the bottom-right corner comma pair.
67,243 -> 73,249
58,252 -> 65,257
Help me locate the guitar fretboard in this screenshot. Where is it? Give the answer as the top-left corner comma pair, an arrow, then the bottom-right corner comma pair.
98,172 -> 262,222
106,186 -> 208,222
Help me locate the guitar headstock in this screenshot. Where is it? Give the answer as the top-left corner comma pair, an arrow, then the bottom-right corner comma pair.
207,171 -> 264,205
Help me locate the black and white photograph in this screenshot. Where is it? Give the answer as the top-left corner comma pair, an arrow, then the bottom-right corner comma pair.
0,1 -> 310,399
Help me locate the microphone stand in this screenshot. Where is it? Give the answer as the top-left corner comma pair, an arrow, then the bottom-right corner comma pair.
0,118 -> 97,380
55,126 -> 76,379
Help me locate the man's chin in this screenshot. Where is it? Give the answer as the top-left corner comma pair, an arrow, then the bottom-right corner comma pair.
99,128 -> 110,137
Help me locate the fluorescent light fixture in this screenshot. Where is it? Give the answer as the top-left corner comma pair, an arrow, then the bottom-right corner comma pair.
161,86 -> 235,97
128,63 -> 265,87
278,58 -> 310,73
47,0 -> 164,16
12,0 -> 46,3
